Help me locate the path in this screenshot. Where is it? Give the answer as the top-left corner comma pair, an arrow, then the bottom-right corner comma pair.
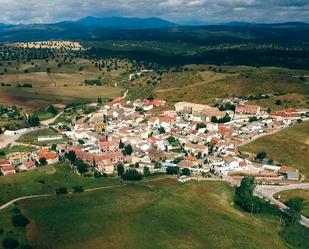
155,73 -> 233,93
40,111 -> 64,126
0,176 -> 171,211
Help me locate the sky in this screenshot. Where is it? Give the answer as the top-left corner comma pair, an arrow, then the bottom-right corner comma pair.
0,0 -> 309,25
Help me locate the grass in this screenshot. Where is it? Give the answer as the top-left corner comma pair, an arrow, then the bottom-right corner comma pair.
17,129 -> 68,146
0,162 -> 119,206
240,121 -> 309,181
274,189 -> 309,218
0,179 -> 289,249
156,67 -> 309,105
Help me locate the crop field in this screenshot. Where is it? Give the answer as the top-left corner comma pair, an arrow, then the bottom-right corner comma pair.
0,179 -> 289,249
240,121 -> 309,181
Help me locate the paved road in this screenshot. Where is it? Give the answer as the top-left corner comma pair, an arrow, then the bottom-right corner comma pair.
254,183 -> 309,227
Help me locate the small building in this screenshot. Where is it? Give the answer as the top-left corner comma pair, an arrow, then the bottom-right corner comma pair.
278,166 -> 299,181
236,104 -> 261,115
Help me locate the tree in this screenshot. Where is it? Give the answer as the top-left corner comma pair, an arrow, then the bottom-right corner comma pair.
124,144 -> 133,155
12,214 -> 29,227
74,160 -> 88,174
51,144 -> 57,151
166,166 -> 180,175
55,187 -> 68,195
122,169 -> 143,181
39,157 -> 47,166
158,127 -> 166,134
2,238 -> 19,249
97,97 -> 102,105
73,186 -> 84,193
275,99 -> 282,105
143,166 -> 150,176
67,151 -> 77,164
211,116 -> 218,123
117,164 -> 125,177
119,140 -> 125,149
47,105 -> 58,115
256,152 -> 267,161
182,168 -> 190,176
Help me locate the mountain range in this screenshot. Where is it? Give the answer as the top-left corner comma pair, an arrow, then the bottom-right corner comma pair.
0,16 -> 308,43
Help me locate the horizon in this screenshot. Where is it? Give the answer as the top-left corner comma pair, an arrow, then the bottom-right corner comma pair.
0,0 -> 308,25
0,15 -> 308,27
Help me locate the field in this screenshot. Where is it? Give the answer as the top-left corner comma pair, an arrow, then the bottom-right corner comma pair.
0,179 -> 289,249
240,121 -> 309,181
0,163 -> 119,206
0,57 -> 125,109
155,66 -> 309,106
274,189 -> 309,218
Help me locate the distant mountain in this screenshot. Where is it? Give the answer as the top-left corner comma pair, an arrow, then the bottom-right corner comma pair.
74,16 -> 176,28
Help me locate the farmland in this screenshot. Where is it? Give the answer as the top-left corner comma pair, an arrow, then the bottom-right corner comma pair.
0,179 -> 289,249
240,121 -> 309,181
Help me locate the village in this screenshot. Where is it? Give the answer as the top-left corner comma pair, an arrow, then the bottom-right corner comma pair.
0,96 -> 308,184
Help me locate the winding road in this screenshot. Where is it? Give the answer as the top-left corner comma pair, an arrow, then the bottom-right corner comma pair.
254,183 -> 309,227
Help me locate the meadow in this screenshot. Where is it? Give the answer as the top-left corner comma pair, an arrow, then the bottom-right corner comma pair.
2,179 -> 289,249
240,121 -> 309,181
0,163 -> 119,206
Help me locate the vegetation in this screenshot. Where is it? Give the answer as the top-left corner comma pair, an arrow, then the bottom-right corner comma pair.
240,121 -> 309,181
3,180 -> 289,249
0,163 -> 119,206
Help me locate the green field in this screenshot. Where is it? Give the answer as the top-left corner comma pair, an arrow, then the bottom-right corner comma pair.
274,189 -> 309,218
17,129 -> 68,146
0,163 -> 119,206
240,121 -> 309,181
1,180 -> 288,249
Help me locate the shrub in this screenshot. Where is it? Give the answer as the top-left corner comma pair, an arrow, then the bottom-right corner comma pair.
2,238 -> 19,249
55,187 -> 68,195
11,214 -> 29,227
73,186 -> 84,193
166,166 -> 180,175
122,169 -> 143,181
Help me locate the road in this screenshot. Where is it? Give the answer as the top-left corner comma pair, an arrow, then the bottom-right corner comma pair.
254,183 -> 309,227
0,126 -> 48,149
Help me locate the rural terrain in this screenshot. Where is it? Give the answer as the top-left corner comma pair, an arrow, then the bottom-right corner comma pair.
0,21 -> 309,249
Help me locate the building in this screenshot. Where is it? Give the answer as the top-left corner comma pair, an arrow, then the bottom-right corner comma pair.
235,104 -> 261,115
38,135 -> 63,142
278,166 -> 299,181
19,161 -> 36,171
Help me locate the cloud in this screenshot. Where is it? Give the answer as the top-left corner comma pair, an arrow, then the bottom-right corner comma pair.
0,0 -> 308,24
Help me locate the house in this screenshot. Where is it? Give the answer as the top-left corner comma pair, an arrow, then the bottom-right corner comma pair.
278,166 -> 299,181
38,149 -> 59,165
271,109 -> 301,121
99,140 -> 117,152
236,104 -> 261,115
19,161 -> 36,171
148,117 -> 160,128
1,165 -> 16,176
184,143 -> 208,157
38,135 -> 63,142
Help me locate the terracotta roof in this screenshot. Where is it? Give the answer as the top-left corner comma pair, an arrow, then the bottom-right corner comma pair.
278,166 -> 298,174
